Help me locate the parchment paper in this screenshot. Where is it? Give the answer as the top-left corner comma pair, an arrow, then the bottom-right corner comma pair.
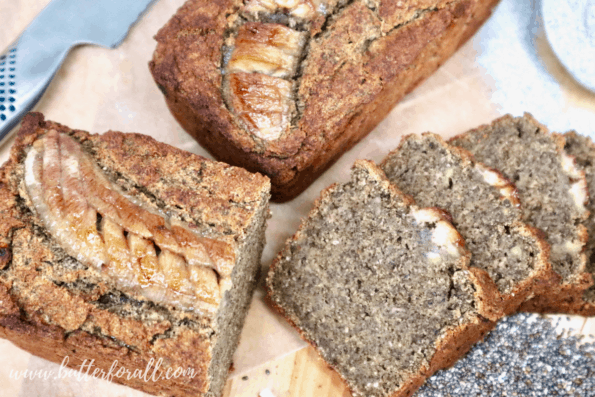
0,0 -> 594,395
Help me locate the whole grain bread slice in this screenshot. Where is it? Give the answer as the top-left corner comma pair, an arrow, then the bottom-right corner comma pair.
450,114 -> 592,315
555,131 -> 595,315
267,160 -> 496,397
0,113 -> 271,397
381,133 -> 554,317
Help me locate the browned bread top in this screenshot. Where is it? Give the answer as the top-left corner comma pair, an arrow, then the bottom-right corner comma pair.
11,114 -> 269,231
5,113 -> 270,310
150,0 -> 499,200
8,113 -> 269,233
0,113 -> 270,396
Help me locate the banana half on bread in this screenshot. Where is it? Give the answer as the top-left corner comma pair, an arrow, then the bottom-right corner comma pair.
267,160 -> 496,397
0,113 -> 270,397
150,0 -> 501,201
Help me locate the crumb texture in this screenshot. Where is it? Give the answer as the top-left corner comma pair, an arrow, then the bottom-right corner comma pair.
382,134 -> 545,296
268,161 -> 481,397
563,131 -> 595,305
451,115 -> 587,283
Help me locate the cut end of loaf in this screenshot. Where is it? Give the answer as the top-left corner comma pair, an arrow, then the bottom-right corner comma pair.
0,112 -> 271,397
207,188 -> 270,396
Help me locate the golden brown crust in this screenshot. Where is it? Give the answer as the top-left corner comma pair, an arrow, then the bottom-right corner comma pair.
10,114 -> 270,232
266,160 -> 499,397
0,113 -> 270,397
150,0 -> 501,201
517,274 -> 595,316
0,281 -> 212,395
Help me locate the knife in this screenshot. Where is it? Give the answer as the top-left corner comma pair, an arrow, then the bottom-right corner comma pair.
0,0 -> 156,143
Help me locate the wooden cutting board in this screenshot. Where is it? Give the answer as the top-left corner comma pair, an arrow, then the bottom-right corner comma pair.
223,346 -> 352,397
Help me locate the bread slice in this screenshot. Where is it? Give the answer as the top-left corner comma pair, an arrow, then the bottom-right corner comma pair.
267,160 -> 496,397
555,131 -> 595,315
450,114 -> 592,315
381,133 -> 553,317
0,113 -> 271,397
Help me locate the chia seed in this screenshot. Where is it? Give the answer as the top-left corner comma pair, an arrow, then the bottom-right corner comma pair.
416,313 -> 595,396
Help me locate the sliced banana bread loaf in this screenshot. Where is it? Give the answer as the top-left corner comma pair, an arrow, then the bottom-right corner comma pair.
556,131 -> 595,315
450,114 -> 592,315
267,160 -> 496,397
0,113 -> 271,397
381,133 -> 553,316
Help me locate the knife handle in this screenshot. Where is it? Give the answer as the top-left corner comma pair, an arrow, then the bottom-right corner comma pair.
0,34 -> 73,144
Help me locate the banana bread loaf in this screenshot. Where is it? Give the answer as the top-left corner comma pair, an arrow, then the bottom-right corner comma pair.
267,160 -> 496,397
150,0 -> 501,202
450,114 -> 592,315
0,113 -> 271,397
381,133 -> 554,317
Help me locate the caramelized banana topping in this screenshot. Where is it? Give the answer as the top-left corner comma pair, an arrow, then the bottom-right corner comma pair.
24,131 -> 236,312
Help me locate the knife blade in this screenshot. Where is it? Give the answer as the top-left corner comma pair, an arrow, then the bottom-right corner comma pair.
0,0 -> 156,143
